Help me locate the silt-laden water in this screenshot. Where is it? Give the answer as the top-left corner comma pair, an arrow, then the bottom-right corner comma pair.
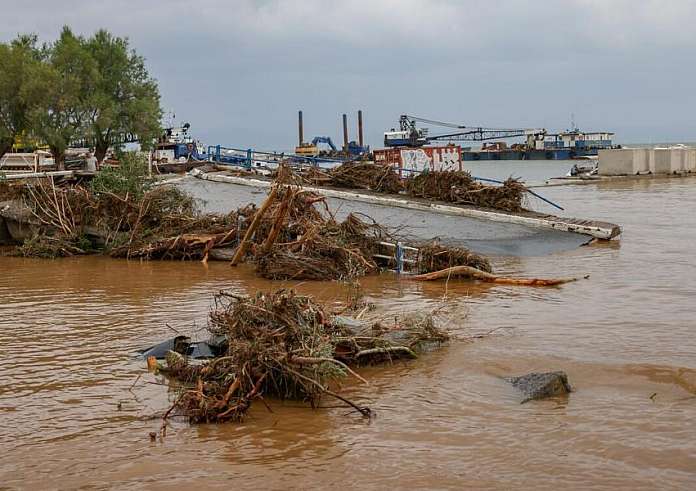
1,172 -> 695,489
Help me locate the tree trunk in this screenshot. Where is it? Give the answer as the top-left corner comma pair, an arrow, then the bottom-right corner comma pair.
0,139 -> 12,161
95,144 -> 108,166
51,146 -> 65,171
230,186 -> 278,266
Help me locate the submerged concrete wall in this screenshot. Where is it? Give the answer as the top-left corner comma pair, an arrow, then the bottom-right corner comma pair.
599,148 -> 696,175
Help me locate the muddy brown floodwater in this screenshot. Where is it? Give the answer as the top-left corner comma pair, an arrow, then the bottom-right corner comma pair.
1,176 -> 695,489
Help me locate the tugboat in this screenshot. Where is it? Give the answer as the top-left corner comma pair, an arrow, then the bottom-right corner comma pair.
152,121 -> 208,173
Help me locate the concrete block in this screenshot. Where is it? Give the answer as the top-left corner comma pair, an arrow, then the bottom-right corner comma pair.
653,149 -> 679,174
600,147 -> 695,176
632,148 -> 652,174
598,149 -> 635,175
688,149 -> 696,172
679,148 -> 696,172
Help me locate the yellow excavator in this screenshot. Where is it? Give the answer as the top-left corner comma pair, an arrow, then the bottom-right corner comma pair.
295,136 -> 337,157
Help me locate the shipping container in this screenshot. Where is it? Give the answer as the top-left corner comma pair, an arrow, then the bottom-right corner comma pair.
373,145 -> 462,176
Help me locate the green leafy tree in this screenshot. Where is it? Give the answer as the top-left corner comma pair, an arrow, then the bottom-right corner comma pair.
0,35 -> 41,158
23,27 -> 96,169
84,30 -> 161,163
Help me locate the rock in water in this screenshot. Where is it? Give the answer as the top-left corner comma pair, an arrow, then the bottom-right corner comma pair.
506,371 -> 572,403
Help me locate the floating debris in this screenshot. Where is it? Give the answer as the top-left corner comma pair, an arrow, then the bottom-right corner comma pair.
157,289 -> 450,423
417,242 -> 493,274
412,266 -> 583,285
8,165 -> 582,288
275,161 -> 403,194
406,171 -> 526,212
278,164 -> 527,212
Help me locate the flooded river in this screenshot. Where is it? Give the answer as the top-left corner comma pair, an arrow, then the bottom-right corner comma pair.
1,172 -> 695,489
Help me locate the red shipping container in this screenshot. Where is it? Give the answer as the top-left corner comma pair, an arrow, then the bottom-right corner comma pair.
374,145 -> 462,177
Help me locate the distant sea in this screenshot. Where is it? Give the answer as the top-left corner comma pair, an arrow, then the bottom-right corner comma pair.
619,141 -> 696,148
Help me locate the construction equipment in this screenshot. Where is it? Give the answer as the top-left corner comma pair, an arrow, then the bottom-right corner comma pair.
342,112 -> 370,157
295,143 -> 319,156
384,115 -> 545,148
294,137 -> 338,157
312,136 -> 337,151
295,110 -> 370,158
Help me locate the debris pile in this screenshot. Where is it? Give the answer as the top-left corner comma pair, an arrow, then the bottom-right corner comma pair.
18,180 -> 96,257
9,161 -> 579,286
281,161 -> 403,194
105,187 -> 247,260
406,171 -> 526,212
16,177 -> 245,259
12,176 -> 497,281
418,242 -> 492,274
160,289 -> 449,423
250,190 -> 388,281
0,181 -> 22,202
276,163 -> 527,212
324,161 -> 403,194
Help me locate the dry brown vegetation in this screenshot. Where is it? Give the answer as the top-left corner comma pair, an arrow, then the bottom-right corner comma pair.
406,171 -> 526,212
277,163 -> 527,212
159,289 -> 449,424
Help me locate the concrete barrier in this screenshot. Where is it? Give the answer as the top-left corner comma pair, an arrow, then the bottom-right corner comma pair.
654,149 -> 673,174
599,147 -> 696,176
633,148 -> 652,174
598,149 -> 635,175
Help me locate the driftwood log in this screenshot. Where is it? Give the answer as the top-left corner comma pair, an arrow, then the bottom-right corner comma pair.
411,265 -> 585,286
230,186 -> 278,266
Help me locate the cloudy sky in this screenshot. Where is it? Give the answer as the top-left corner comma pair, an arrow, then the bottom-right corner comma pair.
1,0 -> 695,150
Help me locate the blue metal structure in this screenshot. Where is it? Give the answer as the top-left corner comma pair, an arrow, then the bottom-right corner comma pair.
311,136 -> 338,152
207,145 -> 350,170
172,142 -> 207,161
308,136 -> 369,157
347,140 -> 370,156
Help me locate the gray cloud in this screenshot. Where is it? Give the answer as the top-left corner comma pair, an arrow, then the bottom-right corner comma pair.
1,0 -> 695,149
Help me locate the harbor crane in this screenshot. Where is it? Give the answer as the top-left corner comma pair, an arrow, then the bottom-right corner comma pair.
384,114 -> 546,148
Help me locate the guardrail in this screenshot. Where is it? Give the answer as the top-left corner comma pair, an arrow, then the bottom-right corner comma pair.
373,241 -> 419,274
207,145 -> 350,169
0,153 -> 40,173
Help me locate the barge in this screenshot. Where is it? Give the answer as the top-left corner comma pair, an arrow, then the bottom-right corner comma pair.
462,129 -> 617,160
383,114 -> 616,161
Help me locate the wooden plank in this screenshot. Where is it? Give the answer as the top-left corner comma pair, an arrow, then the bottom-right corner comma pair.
2,171 -> 75,180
